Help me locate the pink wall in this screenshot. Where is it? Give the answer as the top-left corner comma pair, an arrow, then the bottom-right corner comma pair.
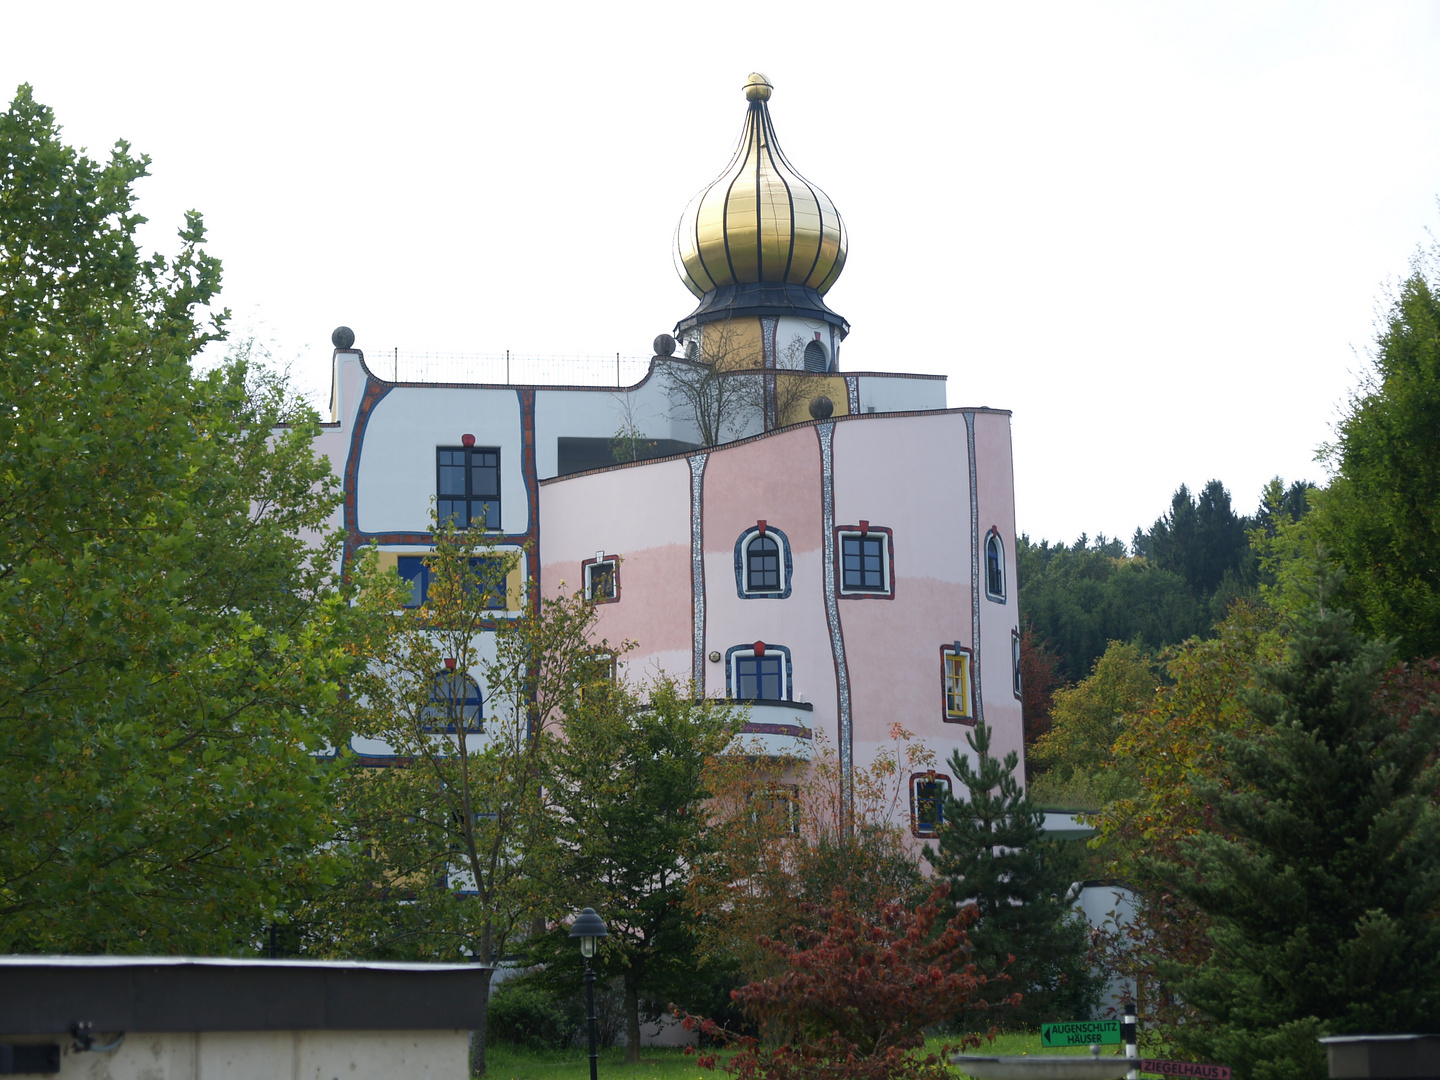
700,427 -> 836,733
536,407 -> 1021,845
538,457 -> 693,674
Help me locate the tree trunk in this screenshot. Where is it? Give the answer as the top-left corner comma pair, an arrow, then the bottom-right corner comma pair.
471,967 -> 495,1076
624,974 -> 641,1064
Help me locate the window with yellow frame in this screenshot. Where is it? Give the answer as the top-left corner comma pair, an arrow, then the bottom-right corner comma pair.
941,643 -> 974,723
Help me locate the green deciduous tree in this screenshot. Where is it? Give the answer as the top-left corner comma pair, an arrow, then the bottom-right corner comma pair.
927,721 -> 1103,1029
324,520 -> 606,1074
525,676 -> 741,1062
1162,599 -> 1440,1080
1308,251 -> 1440,659
0,85 -> 358,952
1028,641 -> 1157,808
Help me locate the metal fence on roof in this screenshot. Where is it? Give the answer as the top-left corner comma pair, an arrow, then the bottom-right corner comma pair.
370,350 -> 656,388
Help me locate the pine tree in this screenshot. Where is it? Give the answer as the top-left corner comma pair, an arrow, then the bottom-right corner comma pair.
925,721 -> 1102,1029
1167,601 -> 1440,1080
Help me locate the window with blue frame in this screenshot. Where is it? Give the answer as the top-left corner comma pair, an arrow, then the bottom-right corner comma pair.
437,446 -> 500,529
910,773 -> 951,838
421,671 -> 483,733
397,556 -> 508,610
735,653 -> 784,700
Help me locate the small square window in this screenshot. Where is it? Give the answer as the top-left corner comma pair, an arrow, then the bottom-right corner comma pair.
836,525 -> 894,599
583,554 -> 619,603
910,773 -> 951,838
751,783 -> 800,834
941,644 -> 974,722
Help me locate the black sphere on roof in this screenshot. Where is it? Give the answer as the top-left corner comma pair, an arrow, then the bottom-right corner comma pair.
653,333 -> 677,357
332,326 -> 356,350
809,395 -> 834,420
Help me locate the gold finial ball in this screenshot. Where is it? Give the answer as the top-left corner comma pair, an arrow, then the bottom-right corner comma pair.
743,73 -> 773,101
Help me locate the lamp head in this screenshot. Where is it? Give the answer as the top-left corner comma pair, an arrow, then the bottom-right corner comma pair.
569,907 -> 609,959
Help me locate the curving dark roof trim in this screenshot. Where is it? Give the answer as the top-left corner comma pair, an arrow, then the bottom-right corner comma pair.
674,282 -> 850,338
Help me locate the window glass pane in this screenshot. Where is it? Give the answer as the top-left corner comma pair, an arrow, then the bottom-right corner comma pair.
438,464 -> 467,495
437,500 -> 467,527
589,562 -> 615,600
397,556 -> 427,607
738,655 -> 783,699
472,461 -> 499,497
915,779 -> 947,832
987,536 -> 1004,596
473,498 -> 500,529
946,654 -> 970,716
748,537 -> 779,590
842,535 -> 885,590
465,558 -> 508,610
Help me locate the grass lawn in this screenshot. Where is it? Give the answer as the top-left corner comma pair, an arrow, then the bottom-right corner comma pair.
482,1031 -> 1124,1079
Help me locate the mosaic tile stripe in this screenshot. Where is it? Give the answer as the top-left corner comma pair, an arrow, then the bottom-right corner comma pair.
690,452 -> 709,688
816,421 -> 853,815
846,376 -> 859,415
965,411 -> 983,719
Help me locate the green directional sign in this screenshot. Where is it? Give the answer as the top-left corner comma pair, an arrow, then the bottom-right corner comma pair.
1040,1020 -> 1123,1047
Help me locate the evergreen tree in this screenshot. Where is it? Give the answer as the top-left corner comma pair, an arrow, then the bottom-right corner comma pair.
925,721 -> 1102,1029
1166,600 -> 1440,1080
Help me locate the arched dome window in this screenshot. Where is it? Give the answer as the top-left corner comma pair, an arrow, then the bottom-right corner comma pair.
985,528 -> 1006,603
421,671 -> 483,733
803,340 -> 828,372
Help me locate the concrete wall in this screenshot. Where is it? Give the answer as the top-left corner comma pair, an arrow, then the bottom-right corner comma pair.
0,1030 -> 468,1080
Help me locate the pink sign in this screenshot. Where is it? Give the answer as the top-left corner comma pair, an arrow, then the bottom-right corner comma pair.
1139,1060 -> 1231,1080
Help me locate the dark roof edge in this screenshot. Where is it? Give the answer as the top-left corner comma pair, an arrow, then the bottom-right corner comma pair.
0,958 -> 490,1033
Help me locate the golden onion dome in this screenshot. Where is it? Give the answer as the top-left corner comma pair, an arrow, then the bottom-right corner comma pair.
675,74 -> 848,301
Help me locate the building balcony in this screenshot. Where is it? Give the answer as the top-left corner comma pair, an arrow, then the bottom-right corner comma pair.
724,699 -> 814,760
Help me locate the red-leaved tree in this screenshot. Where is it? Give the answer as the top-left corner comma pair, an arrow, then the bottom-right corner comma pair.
677,884 -> 1015,1080
1019,625 -> 1066,770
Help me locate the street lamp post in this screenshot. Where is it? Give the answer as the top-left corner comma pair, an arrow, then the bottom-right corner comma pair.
569,907 -> 609,1080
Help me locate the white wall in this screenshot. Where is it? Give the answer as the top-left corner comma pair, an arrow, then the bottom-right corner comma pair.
0,1030 -> 469,1080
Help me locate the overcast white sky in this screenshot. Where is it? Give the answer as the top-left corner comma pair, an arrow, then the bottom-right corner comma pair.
6,2 -> 1438,544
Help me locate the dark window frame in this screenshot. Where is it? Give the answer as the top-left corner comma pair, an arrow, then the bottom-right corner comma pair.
734,525 -> 793,599
581,553 -> 620,604
436,445 -> 501,531
421,670 -> 484,734
985,527 -> 1006,603
725,642 -> 793,702
1012,628 -> 1023,700
910,771 -> 952,838
397,555 -> 509,610
940,643 -> 976,724
834,525 -> 895,600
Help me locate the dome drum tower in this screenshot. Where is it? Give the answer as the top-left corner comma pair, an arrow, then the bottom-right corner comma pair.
674,74 -> 850,383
